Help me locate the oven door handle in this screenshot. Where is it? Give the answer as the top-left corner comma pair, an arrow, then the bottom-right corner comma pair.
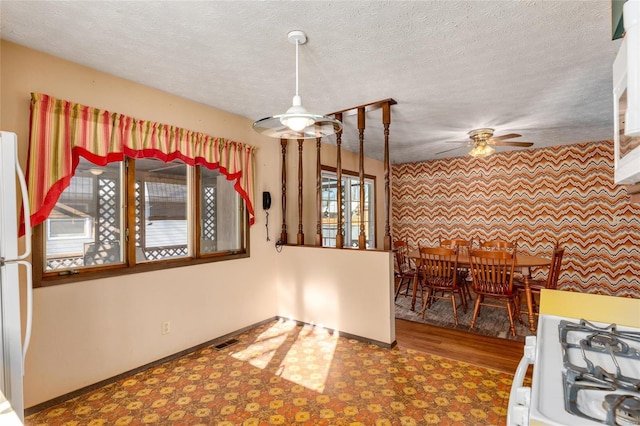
507,335 -> 536,426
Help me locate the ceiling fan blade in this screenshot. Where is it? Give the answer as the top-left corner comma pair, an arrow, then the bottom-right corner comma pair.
445,140 -> 469,144
491,133 -> 522,141
492,141 -> 534,147
435,146 -> 467,155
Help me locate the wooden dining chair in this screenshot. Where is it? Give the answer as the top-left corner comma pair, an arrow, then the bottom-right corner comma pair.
419,246 -> 466,325
468,248 -> 521,337
480,238 -> 527,276
514,244 -> 565,319
439,237 -> 473,301
479,238 -> 517,252
393,239 -> 420,301
440,237 -> 472,254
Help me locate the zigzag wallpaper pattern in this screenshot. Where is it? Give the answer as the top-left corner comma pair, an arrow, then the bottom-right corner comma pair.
391,140 -> 640,298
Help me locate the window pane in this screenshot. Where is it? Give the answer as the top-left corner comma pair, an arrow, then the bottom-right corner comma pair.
135,159 -> 189,262
200,167 -> 243,254
364,182 -> 374,248
321,175 -> 338,247
44,158 -> 123,271
321,171 -> 374,249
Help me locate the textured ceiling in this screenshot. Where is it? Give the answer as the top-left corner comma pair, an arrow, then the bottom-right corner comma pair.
0,1 -> 622,164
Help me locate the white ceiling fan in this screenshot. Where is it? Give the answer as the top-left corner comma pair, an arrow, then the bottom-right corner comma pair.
436,128 -> 534,158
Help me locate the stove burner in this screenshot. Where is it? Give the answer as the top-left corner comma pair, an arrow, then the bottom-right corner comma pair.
603,394 -> 640,425
560,319 -> 640,425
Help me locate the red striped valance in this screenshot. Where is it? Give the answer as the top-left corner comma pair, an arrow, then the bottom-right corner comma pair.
25,93 -> 256,232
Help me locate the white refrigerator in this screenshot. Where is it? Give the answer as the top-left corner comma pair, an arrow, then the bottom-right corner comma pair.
0,131 -> 33,423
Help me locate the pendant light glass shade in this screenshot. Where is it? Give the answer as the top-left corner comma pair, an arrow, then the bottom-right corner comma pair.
252,30 -> 342,140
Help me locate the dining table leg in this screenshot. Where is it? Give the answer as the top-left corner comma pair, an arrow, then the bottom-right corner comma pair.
525,276 -> 536,331
410,272 -> 419,311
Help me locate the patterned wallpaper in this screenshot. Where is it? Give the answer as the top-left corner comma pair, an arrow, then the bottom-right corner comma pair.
391,141 -> 640,298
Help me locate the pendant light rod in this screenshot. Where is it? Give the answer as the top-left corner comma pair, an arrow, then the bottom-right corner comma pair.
252,30 -> 342,140
295,36 -> 299,97
288,30 -> 306,97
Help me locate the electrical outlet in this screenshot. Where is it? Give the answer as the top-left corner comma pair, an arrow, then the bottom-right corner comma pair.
161,321 -> 170,335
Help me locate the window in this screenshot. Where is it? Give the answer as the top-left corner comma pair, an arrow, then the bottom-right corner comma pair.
321,170 -> 375,248
39,156 -> 248,282
135,159 -> 189,262
200,166 -> 243,254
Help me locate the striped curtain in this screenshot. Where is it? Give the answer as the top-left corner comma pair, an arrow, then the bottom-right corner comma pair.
26,93 -> 256,231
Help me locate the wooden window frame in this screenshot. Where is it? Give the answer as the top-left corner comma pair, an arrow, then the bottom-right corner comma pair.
33,158 -> 250,288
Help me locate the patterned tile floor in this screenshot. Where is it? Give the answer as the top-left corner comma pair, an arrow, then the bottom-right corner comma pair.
26,319 -> 514,425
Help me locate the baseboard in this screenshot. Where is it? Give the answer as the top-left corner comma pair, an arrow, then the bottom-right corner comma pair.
25,317 -> 277,416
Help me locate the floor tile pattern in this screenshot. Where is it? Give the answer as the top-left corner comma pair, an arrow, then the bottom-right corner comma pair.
26,319 -> 513,425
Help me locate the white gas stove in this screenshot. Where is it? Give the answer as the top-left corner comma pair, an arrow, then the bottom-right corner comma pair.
508,290 -> 640,426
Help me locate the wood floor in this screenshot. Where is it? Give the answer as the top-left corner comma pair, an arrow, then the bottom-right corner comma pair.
394,318 -> 525,373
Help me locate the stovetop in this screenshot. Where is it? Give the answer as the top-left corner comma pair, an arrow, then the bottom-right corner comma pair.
560,319 -> 640,425
529,315 -> 640,426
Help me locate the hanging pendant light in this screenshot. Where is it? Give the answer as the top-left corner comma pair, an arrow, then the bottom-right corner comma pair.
252,30 -> 342,139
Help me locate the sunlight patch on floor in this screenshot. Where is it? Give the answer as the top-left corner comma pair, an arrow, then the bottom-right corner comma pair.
231,319 -> 338,392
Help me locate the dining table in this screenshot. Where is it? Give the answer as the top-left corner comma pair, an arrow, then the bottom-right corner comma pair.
408,249 -> 551,331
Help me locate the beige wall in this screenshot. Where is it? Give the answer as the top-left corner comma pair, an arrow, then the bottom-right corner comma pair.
1,41 -> 393,408
276,246 -> 395,345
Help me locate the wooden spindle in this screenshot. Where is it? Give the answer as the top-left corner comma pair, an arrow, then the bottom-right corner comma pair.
280,138 -> 288,244
297,138 -> 304,245
315,137 -> 322,246
383,102 -> 391,250
358,107 -> 366,250
335,113 -> 344,249
330,98 -> 397,250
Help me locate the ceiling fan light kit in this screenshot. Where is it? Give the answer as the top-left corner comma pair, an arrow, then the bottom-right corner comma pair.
436,128 -> 529,157
252,30 -> 342,139
437,128 -> 534,158
468,144 -> 495,158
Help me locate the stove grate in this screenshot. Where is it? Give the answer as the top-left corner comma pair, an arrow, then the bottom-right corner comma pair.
560,319 -> 640,425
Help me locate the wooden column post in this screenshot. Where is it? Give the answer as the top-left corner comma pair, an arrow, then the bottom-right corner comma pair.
315,137 -> 322,246
358,107 -> 367,250
327,99 -> 397,250
383,102 -> 392,250
297,138 -> 304,245
335,113 -> 344,249
280,139 -> 288,244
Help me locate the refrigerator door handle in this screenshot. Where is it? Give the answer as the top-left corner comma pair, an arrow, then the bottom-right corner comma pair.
14,146 -> 31,261
13,259 -> 32,368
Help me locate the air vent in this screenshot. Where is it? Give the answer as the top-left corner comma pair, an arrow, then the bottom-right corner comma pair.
213,338 -> 239,351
